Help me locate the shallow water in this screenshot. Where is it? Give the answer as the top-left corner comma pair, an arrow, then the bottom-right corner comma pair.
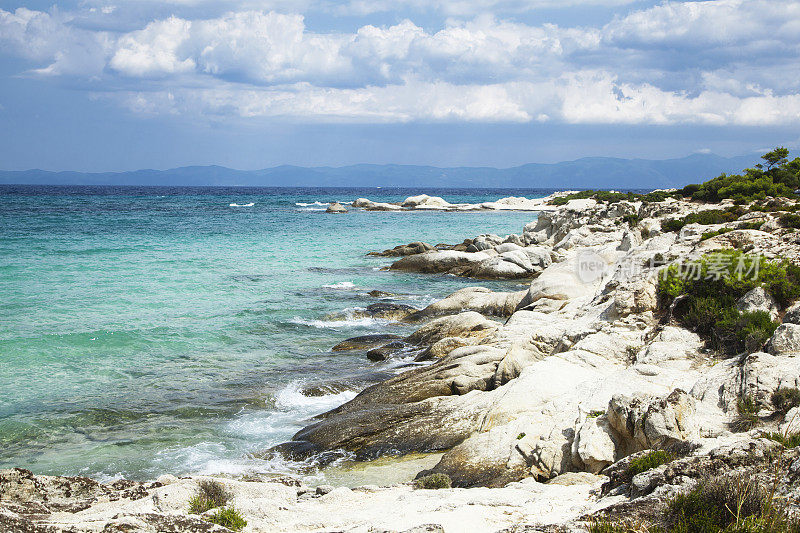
0,185 -> 550,482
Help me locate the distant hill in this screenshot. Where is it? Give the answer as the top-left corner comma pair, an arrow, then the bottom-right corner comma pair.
0,153 -> 759,189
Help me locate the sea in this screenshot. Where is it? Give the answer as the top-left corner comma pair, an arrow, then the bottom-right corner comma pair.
0,185 -> 552,483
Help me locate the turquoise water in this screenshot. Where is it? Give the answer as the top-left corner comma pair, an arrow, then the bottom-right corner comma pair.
0,186 -> 547,481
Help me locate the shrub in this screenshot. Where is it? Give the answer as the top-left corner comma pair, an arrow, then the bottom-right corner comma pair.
188,480 -> 231,514
206,506 -> 247,531
732,395 -> 760,432
680,148 -> 800,204
661,209 -> 740,233
780,213 -> 800,229
587,410 -> 605,418
700,228 -> 733,241
657,251 -> 795,354
414,473 -> 452,489
622,213 -> 640,227
667,476 -> 763,532
628,450 -> 676,476
771,388 -> 800,413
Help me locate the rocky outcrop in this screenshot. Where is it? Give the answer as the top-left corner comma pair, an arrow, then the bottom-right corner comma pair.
325,303 -> 418,322
736,286 -> 779,320
331,334 -> 400,351
326,202 -> 348,213
606,389 -> 700,456
369,241 -> 434,257
409,287 -> 527,320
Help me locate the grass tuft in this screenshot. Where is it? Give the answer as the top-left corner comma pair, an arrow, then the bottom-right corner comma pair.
414,473 -> 452,489
628,450 -> 676,477
206,506 -> 247,531
188,479 -> 231,514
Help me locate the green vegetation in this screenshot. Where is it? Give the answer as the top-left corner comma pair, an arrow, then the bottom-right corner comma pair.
628,450 -> 676,476
658,250 -> 800,354
188,480 -> 231,514
680,147 -> 800,204
622,213 -> 641,227
771,388 -> 800,413
551,148 -> 800,211
764,432 -> 800,448
590,475 -> 800,533
661,208 -> 741,233
414,473 -> 452,489
700,228 -> 733,241
206,506 -> 247,531
732,395 -> 760,432
517,432 -> 526,440
587,410 -> 605,418
780,213 -> 800,229
549,189 -> 682,206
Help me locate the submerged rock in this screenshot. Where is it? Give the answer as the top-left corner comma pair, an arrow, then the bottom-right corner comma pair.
332,334 -> 401,351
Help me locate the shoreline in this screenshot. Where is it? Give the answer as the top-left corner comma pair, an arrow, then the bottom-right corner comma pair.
5,190 -> 800,531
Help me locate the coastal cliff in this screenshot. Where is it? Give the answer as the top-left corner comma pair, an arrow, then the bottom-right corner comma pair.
6,182 -> 800,531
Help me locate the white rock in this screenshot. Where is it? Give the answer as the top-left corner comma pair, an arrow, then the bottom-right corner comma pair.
769,324 -> 800,355
573,415 -> 617,473
736,287 -> 779,321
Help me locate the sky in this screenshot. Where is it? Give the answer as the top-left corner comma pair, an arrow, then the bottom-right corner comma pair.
1,0 -> 799,171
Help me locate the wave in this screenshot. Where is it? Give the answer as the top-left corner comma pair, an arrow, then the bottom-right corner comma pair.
295,207 -> 327,212
295,201 -> 328,207
229,202 -> 254,207
288,317 -> 387,329
151,381 -> 357,480
322,281 -> 357,290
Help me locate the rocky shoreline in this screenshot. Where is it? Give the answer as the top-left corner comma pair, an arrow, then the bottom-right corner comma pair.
6,191 -> 800,532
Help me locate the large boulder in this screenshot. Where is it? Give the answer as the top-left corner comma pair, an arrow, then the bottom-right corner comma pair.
369,242 -> 434,257
736,287 -> 779,321
784,301 -> 800,325
739,351 -> 800,406
405,312 -> 499,346
606,389 -> 699,455
326,202 -> 348,213
768,324 -> 800,355
572,415 -> 618,474
390,250 -> 489,274
409,287 -> 527,320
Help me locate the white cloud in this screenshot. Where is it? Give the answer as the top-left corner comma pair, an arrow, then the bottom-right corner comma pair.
2,1 -> 800,126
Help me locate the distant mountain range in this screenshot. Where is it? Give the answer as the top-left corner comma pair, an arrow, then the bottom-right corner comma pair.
0,153 -> 760,189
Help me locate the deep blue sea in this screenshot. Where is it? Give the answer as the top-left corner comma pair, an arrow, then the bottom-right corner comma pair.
0,186 -> 551,482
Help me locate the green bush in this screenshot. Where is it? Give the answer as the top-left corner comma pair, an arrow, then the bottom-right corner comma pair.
771,388 -> 800,413
414,473 -> 452,489
780,213 -> 800,228
628,450 -> 676,476
587,410 -> 605,418
680,147 -> 800,204
661,209 -> 740,233
549,189 -> 680,206
657,250 -> 796,354
206,506 -> 247,531
700,228 -> 733,241
188,480 -> 231,514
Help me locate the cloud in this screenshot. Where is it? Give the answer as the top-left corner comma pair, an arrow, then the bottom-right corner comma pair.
2,1 -> 800,126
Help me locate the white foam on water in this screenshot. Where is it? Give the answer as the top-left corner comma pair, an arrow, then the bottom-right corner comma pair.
322,281 -> 357,290
288,316 -> 388,329
296,207 -> 327,212
295,201 -> 328,207
229,202 -> 254,207
157,381 -> 357,479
